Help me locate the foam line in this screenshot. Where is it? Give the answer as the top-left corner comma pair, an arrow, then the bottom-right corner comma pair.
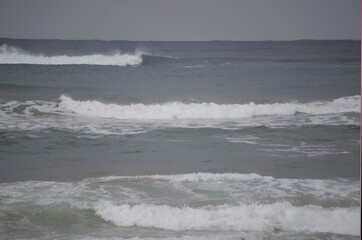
58,95 -> 360,120
94,201 -> 359,235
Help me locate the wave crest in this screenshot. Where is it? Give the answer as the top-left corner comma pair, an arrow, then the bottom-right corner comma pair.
1,173 -> 359,235
0,96 -> 359,134
58,95 -> 360,120
0,45 -> 142,66
94,201 -> 359,234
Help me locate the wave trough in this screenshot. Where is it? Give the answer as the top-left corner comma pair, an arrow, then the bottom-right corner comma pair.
0,45 -> 142,66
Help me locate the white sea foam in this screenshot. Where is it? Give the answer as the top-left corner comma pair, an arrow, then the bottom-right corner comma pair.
0,173 -> 359,236
262,144 -> 349,157
58,95 -> 360,120
2,173 -> 359,207
94,201 -> 359,235
76,235 -> 253,240
0,45 -> 142,66
226,135 -> 259,144
84,173 -> 361,203
94,172 -> 270,182
0,96 -> 359,134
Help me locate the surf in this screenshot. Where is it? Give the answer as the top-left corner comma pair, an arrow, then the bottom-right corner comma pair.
0,96 -> 359,136
0,173 -> 359,236
93,201 -> 359,234
0,45 -> 143,66
57,95 -> 360,120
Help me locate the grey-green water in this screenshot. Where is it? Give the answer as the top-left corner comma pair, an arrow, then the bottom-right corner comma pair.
0,39 -> 360,239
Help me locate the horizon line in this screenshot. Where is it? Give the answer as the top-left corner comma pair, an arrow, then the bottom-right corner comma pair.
0,37 -> 360,42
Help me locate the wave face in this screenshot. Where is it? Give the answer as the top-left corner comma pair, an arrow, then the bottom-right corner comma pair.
0,173 -> 359,237
0,45 -> 142,66
58,95 -> 360,120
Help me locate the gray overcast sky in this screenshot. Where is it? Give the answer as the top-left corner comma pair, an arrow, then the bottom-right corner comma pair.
0,0 -> 360,41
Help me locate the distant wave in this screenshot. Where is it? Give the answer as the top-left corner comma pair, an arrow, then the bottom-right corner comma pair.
58,95 -> 360,120
0,45 -> 143,66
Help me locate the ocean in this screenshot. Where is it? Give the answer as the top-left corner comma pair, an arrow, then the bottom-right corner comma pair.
0,39 -> 360,239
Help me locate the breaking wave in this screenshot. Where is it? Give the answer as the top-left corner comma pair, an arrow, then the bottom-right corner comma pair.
94,201 -> 359,234
0,45 -> 143,66
58,95 -> 360,120
0,173 -> 360,236
0,96 -> 359,134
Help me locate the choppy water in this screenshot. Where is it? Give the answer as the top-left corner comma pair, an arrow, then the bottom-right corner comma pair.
0,39 -> 360,239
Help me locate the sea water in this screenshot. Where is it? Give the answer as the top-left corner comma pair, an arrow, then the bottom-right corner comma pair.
0,39 -> 360,239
